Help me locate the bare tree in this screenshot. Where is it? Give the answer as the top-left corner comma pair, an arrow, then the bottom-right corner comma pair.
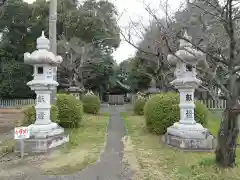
170,0 -> 240,167
120,17 -> 179,91
122,0 -> 240,167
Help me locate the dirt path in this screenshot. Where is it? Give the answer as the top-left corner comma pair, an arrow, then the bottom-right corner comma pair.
59,105 -> 134,180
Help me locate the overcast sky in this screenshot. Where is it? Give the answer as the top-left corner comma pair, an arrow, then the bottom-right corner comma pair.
25,0 -> 184,63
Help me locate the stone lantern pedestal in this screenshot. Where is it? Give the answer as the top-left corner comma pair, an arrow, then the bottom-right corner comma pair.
164,32 -> 216,151
15,32 -> 69,153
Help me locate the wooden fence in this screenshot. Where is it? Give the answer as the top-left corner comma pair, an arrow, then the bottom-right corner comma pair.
108,95 -> 125,105
0,99 -> 35,108
199,99 -> 227,111
131,95 -> 227,111
0,97 -> 228,111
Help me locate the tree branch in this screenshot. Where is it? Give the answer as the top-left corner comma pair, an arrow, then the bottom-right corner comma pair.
120,30 -> 158,57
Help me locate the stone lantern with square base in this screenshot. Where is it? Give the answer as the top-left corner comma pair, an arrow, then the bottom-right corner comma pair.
15,31 -> 69,153
164,31 -> 216,151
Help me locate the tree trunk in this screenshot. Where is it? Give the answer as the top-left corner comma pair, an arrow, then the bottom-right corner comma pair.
215,99 -> 240,167
99,86 -> 103,102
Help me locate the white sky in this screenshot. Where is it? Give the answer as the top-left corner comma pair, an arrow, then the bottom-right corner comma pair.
24,0 -> 184,63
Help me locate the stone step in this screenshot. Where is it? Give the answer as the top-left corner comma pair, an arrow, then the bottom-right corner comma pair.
15,133 -> 69,153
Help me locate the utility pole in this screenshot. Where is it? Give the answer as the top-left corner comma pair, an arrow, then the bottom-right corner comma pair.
49,0 -> 57,105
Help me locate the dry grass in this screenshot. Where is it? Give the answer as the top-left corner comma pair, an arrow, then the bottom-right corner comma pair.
0,139 -> 14,156
122,135 -> 143,179
0,111 -> 24,156
0,113 -> 109,177
0,108 -> 25,113
122,111 -> 240,180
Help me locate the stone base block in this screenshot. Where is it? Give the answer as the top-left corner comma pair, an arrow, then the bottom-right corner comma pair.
14,132 -> 69,153
28,123 -> 64,138
164,123 -> 217,151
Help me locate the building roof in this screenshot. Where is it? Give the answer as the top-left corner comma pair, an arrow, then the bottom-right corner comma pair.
116,80 -> 130,90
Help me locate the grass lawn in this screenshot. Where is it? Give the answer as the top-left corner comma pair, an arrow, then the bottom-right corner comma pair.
40,113 -> 109,174
122,111 -> 240,180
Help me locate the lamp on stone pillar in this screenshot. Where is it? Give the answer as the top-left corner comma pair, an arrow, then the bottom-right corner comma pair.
66,86 -> 82,100
164,31 -> 216,151
15,31 -> 69,153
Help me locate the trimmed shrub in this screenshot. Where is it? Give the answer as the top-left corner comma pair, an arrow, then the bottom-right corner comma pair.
57,89 -> 66,94
82,95 -> 101,114
144,92 -> 209,135
56,94 -> 83,128
22,105 -> 59,126
134,98 -> 147,115
195,100 -> 209,125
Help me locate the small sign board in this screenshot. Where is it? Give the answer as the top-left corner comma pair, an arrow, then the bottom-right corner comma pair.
14,127 -> 30,140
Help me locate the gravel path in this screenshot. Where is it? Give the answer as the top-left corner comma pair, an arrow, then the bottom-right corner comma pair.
20,105 -> 133,180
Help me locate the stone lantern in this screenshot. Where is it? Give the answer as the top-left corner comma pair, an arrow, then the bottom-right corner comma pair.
164,31 -> 216,150
144,78 -> 160,95
16,31 -> 69,153
66,86 -> 83,100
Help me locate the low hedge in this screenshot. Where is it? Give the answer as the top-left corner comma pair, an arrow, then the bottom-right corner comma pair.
56,94 -> 83,128
82,95 -> 101,114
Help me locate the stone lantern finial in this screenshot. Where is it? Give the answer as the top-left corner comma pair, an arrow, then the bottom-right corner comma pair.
36,31 -> 50,50
179,31 -> 192,48
24,31 -> 62,65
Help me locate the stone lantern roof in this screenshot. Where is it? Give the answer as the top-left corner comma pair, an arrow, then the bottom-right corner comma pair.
66,86 -> 85,93
167,31 -> 204,66
24,31 -> 62,65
